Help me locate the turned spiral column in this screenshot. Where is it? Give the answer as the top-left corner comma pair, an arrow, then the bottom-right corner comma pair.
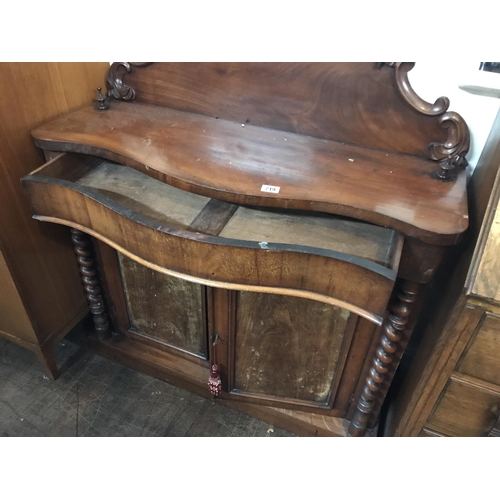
348,279 -> 420,437
71,229 -> 111,341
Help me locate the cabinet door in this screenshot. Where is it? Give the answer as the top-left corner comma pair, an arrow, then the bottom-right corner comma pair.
97,243 -> 209,363
223,290 -> 362,411
118,253 -> 208,359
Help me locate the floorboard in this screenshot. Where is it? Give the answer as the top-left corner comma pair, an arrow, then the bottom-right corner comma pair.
0,332 -> 294,437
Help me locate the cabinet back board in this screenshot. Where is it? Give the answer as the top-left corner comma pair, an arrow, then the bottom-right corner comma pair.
123,62 -> 445,156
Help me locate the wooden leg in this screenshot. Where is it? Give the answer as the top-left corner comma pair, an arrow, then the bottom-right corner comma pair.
70,229 -> 111,341
34,345 -> 59,380
348,279 -> 420,437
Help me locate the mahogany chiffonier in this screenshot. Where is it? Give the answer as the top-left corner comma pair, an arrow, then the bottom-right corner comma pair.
385,108 -> 500,437
21,63 -> 470,436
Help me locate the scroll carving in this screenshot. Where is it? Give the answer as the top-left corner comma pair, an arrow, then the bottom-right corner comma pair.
378,62 -> 470,180
106,62 -> 152,101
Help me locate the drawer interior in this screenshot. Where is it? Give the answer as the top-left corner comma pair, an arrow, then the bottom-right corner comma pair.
30,153 -> 402,271
23,152 -> 403,323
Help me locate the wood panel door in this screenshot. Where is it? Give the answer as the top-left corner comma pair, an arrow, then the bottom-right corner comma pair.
94,239 -> 379,415
213,289 -> 377,415
96,241 -> 210,366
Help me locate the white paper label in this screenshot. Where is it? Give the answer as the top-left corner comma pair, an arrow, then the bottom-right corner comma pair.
261,184 -> 280,194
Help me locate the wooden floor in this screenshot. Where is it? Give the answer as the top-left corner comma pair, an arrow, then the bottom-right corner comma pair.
0,330 -> 294,437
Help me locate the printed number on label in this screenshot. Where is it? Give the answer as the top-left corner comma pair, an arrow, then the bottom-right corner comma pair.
261,185 -> 280,194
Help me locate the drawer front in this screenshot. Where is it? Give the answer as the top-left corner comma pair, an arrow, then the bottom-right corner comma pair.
22,153 -> 401,325
457,313 -> 500,386
427,374 -> 500,436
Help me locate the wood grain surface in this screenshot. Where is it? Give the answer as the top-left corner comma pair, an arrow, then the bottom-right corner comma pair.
23,155 -> 399,323
471,199 -> 500,302
427,373 -> 500,436
233,292 -> 349,404
457,313 -> 500,386
0,62 -> 108,344
122,62 -> 446,156
383,110 -> 500,437
31,102 -> 468,244
118,253 -> 208,359
0,248 -> 36,343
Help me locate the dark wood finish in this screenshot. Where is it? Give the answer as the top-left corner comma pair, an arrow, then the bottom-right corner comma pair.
107,62 -> 152,101
189,199 -> 238,236
379,63 -> 469,179
118,253 -> 208,359
109,63 -> 447,157
0,62 -> 108,377
31,101 -> 468,245
385,108 -> 500,437
457,313 -> 500,385
94,87 -> 109,111
23,155 -> 406,419
426,373 -> 500,436
231,292 -> 350,405
22,156 -> 399,324
70,229 -> 111,341
22,63 -> 469,435
349,279 -> 420,436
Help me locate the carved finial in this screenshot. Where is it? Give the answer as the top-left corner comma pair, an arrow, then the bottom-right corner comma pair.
95,87 -> 109,111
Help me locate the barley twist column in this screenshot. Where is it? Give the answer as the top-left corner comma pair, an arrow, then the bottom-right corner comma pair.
348,280 -> 420,437
71,229 -> 111,341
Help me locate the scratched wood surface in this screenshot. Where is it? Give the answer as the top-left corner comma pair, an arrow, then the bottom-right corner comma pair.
118,253 -> 208,359
0,329 -> 293,437
233,292 -> 349,404
32,102 -> 468,244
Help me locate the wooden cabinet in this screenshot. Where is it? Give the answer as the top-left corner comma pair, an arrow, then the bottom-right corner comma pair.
21,63 -> 471,435
0,63 -> 109,378
386,108 -> 500,437
457,314 -> 500,385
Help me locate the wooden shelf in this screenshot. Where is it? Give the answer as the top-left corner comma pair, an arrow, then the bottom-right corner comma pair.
32,101 -> 468,245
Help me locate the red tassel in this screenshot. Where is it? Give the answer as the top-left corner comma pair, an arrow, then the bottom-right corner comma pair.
208,364 -> 222,396
208,334 -> 222,397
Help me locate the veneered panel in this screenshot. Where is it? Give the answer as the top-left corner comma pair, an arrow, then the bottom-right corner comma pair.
118,253 -> 208,359
427,375 -> 500,436
458,314 -> 500,386
233,292 -> 350,404
126,62 -> 445,156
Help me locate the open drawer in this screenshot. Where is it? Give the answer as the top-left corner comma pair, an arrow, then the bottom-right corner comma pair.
22,152 -> 407,415
22,153 -> 402,325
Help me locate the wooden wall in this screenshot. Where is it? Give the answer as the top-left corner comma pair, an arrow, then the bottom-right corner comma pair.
0,62 -> 109,344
